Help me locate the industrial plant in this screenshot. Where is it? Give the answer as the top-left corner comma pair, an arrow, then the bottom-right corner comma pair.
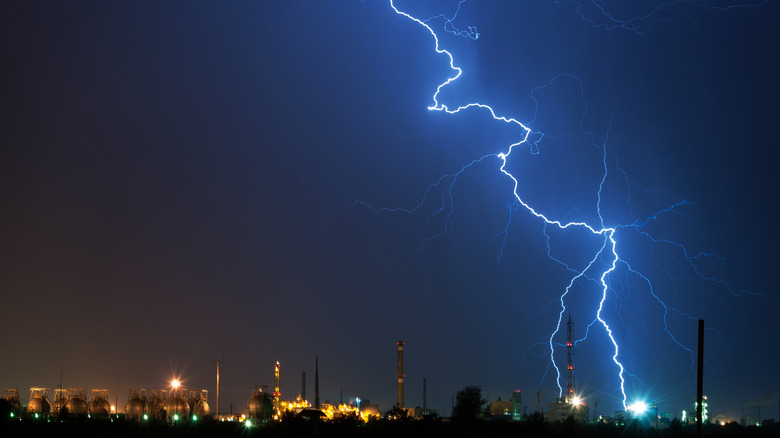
1,338 -> 776,434
1,352 -> 383,425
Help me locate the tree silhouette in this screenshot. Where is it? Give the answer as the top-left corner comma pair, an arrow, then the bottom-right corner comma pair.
452,385 -> 486,425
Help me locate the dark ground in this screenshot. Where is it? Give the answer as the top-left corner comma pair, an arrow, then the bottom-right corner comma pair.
1,417 -> 778,438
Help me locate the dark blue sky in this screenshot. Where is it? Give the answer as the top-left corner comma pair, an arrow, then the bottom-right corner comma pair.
2,0 -> 778,420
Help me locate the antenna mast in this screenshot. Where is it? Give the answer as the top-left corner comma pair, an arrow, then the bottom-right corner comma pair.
566,314 -> 575,398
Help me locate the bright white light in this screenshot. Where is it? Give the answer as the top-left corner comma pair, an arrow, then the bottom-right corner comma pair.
628,401 -> 648,415
571,396 -> 581,406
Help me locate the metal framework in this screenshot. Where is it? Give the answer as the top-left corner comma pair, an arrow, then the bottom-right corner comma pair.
566,315 -> 575,398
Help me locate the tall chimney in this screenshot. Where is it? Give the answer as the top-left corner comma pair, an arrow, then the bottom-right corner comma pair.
315,357 -> 320,409
302,371 -> 306,402
423,377 -> 427,410
397,341 -> 405,409
274,361 -> 281,401
696,320 -> 704,438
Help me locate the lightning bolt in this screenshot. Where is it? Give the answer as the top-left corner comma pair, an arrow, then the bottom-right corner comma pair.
321,0 -> 767,410
557,0 -> 768,36
388,0 -> 644,408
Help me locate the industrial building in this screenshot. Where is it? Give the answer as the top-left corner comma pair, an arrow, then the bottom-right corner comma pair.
487,390 -> 523,421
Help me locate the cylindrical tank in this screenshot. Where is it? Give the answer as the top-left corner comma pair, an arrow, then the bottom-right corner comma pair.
125,397 -> 146,421
247,387 -> 272,421
88,397 -> 111,418
26,396 -> 52,415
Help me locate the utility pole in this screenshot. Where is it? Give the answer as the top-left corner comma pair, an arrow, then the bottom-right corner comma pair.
536,389 -> 543,414
214,356 -> 223,418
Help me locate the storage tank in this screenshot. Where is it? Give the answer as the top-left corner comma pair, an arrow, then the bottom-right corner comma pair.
26,388 -> 52,416
64,388 -> 88,416
247,386 -> 272,421
2,389 -> 22,414
125,389 -> 147,421
149,390 -> 168,421
52,388 -> 68,415
88,389 -> 111,418
188,389 -> 210,418
168,389 -> 189,419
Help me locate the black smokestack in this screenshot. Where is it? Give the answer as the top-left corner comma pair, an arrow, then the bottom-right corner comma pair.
696,320 -> 704,438
315,357 -> 320,409
423,377 -> 427,410
397,341 -> 404,409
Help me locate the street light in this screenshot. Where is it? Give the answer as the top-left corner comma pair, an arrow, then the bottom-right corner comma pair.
171,379 -> 182,421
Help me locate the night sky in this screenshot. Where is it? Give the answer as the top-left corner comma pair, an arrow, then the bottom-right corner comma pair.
2,0 -> 778,421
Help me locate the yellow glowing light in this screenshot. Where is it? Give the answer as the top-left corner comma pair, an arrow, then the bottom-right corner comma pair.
171,379 -> 180,389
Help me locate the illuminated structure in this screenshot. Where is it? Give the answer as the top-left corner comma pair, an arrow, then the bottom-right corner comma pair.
125,389 -> 146,421
87,389 -> 111,418
547,315 -> 588,422
485,391 -> 522,421
149,389 -> 168,421
274,361 -> 281,413
318,402 -> 378,422
2,389 -> 21,415
566,315 -> 575,398
247,386 -> 273,422
215,358 -> 222,418
168,382 -> 189,420
547,395 -> 589,423
397,341 -> 404,409
26,387 -> 52,417
693,396 -> 708,424
511,390 -> 522,421
188,389 -> 210,418
488,398 -> 513,420
52,388 -> 67,414
64,388 -> 88,416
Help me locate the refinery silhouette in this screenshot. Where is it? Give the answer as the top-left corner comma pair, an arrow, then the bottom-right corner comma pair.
2,338 -> 778,437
